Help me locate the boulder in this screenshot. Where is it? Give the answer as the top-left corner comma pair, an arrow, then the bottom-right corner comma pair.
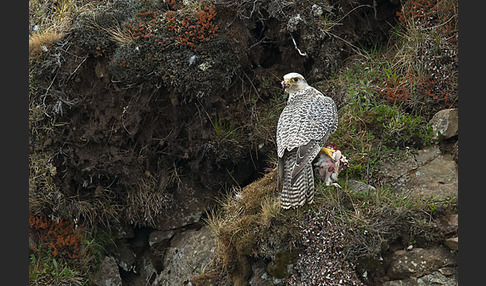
113,241 -> 136,273
154,182 -> 209,230
137,249 -> 159,285
348,179 -> 376,194
93,256 -> 123,286
153,226 -> 216,285
387,246 -> 457,279
429,108 -> 458,140
444,237 -> 458,251
383,268 -> 458,286
149,230 -> 175,247
405,153 -> 458,198
376,145 -> 458,199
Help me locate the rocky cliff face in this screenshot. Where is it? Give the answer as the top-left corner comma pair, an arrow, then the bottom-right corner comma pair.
91,110 -> 458,286
29,0 -> 458,285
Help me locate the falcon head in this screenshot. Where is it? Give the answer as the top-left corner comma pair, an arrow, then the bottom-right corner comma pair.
281,72 -> 309,94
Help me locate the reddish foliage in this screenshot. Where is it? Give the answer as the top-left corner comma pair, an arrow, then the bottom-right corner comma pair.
165,0 -> 182,10
29,210 -> 82,259
378,71 -> 451,104
415,73 -> 451,104
162,3 -> 218,50
397,0 -> 457,46
126,16 -> 155,41
380,84 -> 409,103
387,0 -> 457,105
125,3 -> 218,51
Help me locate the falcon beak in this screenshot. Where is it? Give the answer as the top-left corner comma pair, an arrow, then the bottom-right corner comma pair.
320,147 -> 336,161
281,80 -> 291,89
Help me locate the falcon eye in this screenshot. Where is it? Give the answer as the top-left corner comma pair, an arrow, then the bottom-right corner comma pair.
291,77 -> 299,83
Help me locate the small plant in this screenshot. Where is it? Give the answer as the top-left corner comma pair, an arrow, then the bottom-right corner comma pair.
121,2 -> 218,51
162,2 -> 218,50
368,103 -> 434,148
391,0 -> 458,114
29,210 -> 82,259
210,114 -> 236,138
29,209 -> 90,285
29,208 -> 109,285
125,172 -> 172,228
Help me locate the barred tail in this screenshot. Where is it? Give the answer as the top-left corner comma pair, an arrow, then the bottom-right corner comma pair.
280,155 -> 315,209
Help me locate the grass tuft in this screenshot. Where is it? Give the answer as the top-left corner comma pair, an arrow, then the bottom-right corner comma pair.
29,31 -> 65,59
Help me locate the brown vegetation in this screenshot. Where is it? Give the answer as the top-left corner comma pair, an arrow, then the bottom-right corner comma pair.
29,209 -> 82,260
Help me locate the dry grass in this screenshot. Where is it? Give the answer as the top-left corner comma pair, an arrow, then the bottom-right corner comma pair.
388,0 -> 458,114
201,170 -> 286,284
29,31 -> 65,59
125,174 -> 172,228
29,0 -> 101,59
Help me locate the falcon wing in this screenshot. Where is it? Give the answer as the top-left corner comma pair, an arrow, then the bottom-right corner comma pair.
276,87 -> 338,158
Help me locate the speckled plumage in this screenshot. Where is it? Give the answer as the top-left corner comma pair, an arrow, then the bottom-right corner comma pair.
277,73 -> 338,209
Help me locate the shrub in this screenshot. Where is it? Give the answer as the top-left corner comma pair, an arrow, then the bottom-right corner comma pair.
29,210 -> 82,260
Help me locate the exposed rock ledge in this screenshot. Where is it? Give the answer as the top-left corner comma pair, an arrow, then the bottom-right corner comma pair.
376,144 -> 458,199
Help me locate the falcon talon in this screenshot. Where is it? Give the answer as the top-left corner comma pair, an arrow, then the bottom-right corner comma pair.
330,183 -> 342,189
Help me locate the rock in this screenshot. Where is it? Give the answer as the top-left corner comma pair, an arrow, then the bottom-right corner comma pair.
429,108 -> 458,140
387,246 -> 457,279
154,202 -> 202,231
93,256 -> 123,286
153,226 -> 216,285
154,183 -> 208,230
149,230 -> 174,247
438,267 -> 458,277
348,179 -> 376,194
113,241 -> 136,273
413,145 -> 442,166
416,269 -> 458,286
382,280 -> 408,286
383,270 -> 458,286
137,249 -> 158,285
147,230 -> 174,273
444,237 -> 458,250
377,152 -> 418,181
383,268 -> 458,286
406,153 -> 458,198
377,145 -> 458,199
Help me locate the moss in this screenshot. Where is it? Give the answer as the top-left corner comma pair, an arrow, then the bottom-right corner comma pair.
70,0 -> 239,102
70,1 -> 140,56
266,250 -> 297,279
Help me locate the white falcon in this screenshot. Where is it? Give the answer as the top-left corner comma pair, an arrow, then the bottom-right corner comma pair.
276,72 -> 338,209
